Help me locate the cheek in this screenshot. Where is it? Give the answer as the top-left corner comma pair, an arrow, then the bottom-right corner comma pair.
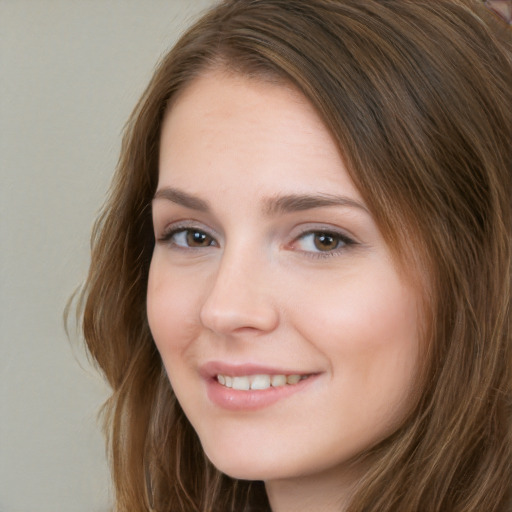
292,262 -> 419,346
146,257 -> 201,355
290,265 -> 421,418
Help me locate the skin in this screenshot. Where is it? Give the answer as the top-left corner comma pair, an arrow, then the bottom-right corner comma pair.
147,69 -> 422,511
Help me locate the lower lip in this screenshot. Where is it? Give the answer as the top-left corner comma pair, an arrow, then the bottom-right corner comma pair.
205,376 -> 316,411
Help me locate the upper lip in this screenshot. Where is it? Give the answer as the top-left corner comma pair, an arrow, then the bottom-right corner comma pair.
200,361 -> 315,379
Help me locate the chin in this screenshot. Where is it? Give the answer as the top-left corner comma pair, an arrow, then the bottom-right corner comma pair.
203,449 -> 275,481
201,441 -> 296,482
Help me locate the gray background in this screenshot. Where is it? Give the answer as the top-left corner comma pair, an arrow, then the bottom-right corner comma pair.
0,1 -> 215,511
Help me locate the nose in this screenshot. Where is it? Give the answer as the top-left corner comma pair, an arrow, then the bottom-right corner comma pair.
199,248 -> 280,336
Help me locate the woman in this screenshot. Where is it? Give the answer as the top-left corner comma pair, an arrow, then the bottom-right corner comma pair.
78,0 -> 512,510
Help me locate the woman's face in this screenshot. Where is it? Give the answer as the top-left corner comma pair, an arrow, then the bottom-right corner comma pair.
147,70 -> 422,486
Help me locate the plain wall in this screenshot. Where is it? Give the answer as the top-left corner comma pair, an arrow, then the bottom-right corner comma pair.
0,1 -> 215,511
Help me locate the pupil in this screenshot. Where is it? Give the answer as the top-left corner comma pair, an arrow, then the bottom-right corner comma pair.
187,230 -> 208,246
314,233 -> 338,251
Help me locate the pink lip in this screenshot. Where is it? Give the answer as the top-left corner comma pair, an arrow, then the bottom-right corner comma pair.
200,361 -> 318,411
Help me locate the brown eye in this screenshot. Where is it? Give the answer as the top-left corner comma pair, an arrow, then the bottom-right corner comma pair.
293,230 -> 354,256
161,228 -> 217,248
313,233 -> 342,251
185,229 -> 215,247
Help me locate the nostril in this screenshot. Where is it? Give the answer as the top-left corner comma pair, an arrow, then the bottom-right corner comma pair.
200,302 -> 279,336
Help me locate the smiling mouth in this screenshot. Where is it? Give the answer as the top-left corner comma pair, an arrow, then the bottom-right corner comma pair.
216,373 -> 310,391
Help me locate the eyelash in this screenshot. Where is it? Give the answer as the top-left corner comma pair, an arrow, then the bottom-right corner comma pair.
158,224 -> 217,249
157,225 -> 357,258
291,230 -> 356,259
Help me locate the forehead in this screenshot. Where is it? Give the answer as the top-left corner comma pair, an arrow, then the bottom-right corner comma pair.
158,69 -> 361,201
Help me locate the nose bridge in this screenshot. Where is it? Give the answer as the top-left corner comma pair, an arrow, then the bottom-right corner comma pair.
199,241 -> 279,335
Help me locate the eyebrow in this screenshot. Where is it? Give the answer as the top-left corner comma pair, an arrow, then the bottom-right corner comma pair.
262,193 -> 369,215
153,187 -> 210,212
153,187 -> 368,215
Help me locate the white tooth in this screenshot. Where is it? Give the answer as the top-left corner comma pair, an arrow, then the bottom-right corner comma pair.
224,376 -> 233,388
286,374 -> 302,385
232,376 -> 250,390
250,374 -> 271,390
217,375 -> 226,385
271,375 -> 287,387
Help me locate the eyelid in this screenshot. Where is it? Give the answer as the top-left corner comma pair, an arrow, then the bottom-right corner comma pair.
287,225 -> 358,257
289,222 -> 358,243
157,221 -> 219,247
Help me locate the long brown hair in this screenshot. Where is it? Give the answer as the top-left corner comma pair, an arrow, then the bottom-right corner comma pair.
76,1 -> 512,510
